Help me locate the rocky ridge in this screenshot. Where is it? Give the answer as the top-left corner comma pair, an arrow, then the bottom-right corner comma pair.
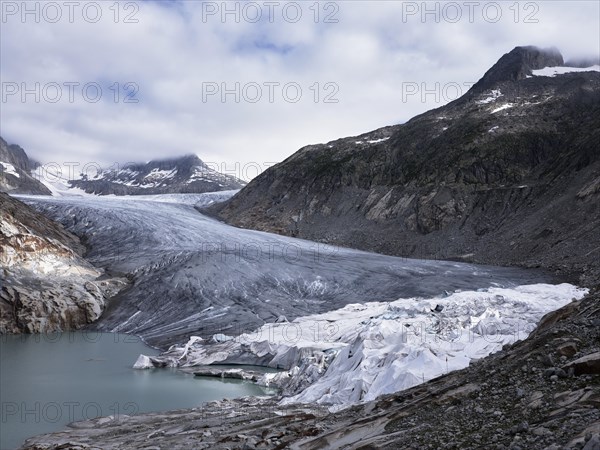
0,137 -> 51,195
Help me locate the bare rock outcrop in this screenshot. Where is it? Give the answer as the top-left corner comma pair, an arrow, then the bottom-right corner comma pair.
0,193 -> 127,333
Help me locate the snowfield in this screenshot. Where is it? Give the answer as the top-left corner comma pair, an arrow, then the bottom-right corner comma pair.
477,89 -> 503,104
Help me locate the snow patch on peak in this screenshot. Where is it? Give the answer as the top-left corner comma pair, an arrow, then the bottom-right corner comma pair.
356,137 -> 390,145
531,65 -> 600,77
144,168 -> 178,180
31,165 -> 94,197
367,137 -> 390,144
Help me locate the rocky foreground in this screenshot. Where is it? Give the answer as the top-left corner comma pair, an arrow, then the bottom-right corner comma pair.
21,289 -> 599,449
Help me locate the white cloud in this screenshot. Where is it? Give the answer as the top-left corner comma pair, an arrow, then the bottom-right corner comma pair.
1,0 -> 598,180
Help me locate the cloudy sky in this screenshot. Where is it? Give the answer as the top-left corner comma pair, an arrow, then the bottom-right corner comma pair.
1,0 -> 599,180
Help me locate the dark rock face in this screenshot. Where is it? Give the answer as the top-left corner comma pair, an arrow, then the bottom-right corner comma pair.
69,154 -> 246,195
208,46 -> 600,284
0,137 -> 51,195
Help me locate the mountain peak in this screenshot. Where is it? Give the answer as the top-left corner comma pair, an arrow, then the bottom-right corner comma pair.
70,153 -> 245,195
469,45 -> 564,94
146,154 -> 206,172
149,153 -> 203,165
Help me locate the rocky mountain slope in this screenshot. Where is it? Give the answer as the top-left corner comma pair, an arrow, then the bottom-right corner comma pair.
0,193 -> 126,333
69,154 -> 246,195
0,137 -> 51,195
208,46 -> 600,285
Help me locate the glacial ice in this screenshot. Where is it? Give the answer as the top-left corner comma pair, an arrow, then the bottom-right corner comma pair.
18,193 -> 583,409
137,283 -> 587,410
19,194 -> 550,348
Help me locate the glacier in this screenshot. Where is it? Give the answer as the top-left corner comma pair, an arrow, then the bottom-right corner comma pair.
18,193 -> 556,349
14,192 -> 587,411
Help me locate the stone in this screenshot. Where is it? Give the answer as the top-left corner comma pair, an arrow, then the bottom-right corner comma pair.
540,354 -> 555,367
527,391 -> 544,409
544,367 -> 567,378
555,368 -> 567,378
557,342 -> 578,358
532,427 -> 552,437
511,422 -> 529,435
583,434 -> 600,450
563,352 -> 600,376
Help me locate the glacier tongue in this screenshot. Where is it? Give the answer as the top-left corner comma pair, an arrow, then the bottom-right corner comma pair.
136,283 -> 587,410
21,194 -> 555,349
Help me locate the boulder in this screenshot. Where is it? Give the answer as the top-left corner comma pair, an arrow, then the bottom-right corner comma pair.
563,352 -> 600,375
